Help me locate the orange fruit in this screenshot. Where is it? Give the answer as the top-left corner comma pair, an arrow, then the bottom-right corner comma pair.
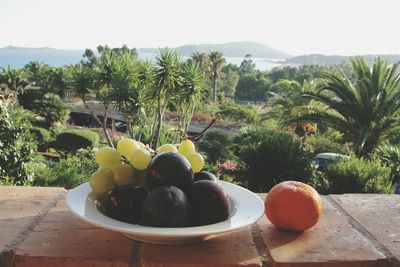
264,181 -> 323,232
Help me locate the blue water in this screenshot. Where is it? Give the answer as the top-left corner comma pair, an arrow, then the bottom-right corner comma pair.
0,49 -> 284,70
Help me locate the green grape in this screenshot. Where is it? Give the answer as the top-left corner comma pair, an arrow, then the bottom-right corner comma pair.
138,141 -> 146,148
113,163 -> 135,186
178,139 -> 196,156
157,144 -> 178,154
117,138 -> 140,158
186,152 -> 204,173
89,168 -> 114,195
95,147 -> 121,169
130,148 -> 152,170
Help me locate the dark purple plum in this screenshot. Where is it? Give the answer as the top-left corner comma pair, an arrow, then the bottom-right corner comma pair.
146,152 -> 193,193
105,184 -> 147,224
140,186 -> 190,227
190,180 -> 231,226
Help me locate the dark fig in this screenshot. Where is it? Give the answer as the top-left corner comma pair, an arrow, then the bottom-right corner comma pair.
193,171 -> 218,183
190,180 -> 231,226
105,184 -> 147,224
146,152 -> 193,193
140,186 -> 191,227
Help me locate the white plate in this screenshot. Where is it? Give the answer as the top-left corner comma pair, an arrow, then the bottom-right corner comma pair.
66,181 -> 265,245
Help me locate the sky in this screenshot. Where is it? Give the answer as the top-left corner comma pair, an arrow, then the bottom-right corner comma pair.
1,0 -> 400,56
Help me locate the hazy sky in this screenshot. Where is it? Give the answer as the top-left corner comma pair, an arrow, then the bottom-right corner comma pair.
1,0 -> 399,56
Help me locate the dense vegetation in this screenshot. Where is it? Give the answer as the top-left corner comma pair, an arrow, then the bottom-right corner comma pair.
1,45 -> 399,195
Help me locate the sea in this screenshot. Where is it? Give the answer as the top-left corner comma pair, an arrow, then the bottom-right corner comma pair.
0,49 -> 285,70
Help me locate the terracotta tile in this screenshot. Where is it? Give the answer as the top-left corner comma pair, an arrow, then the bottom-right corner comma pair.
139,228 -> 262,267
258,195 -> 387,267
0,186 -> 64,263
330,194 -> 400,265
12,198 -> 134,267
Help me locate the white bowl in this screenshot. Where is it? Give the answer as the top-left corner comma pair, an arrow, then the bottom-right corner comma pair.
66,181 -> 264,245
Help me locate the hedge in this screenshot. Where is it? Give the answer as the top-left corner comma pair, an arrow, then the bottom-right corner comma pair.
29,127 -> 51,145
54,129 -> 99,152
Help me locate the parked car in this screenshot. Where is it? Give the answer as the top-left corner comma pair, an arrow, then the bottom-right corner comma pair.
314,153 -> 350,170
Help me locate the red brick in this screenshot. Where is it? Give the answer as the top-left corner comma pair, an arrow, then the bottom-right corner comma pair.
139,228 -> 262,267
12,198 -> 134,267
257,195 -> 387,267
0,186 -> 64,255
330,194 -> 400,265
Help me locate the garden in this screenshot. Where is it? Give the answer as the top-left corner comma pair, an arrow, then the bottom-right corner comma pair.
1,46 -> 399,196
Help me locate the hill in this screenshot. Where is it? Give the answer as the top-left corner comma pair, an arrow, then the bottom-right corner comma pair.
285,54 -> 400,65
138,41 -> 291,59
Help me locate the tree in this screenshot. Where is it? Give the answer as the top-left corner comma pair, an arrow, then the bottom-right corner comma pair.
208,51 -> 226,102
151,48 -> 182,149
69,65 -> 113,147
0,103 -> 37,185
178,63 -> 206,135
30,93 -> 70,130
0,66 -> 28,91
106,53 -> 153,138
24,61 -> 48,86
263,79 -> 317,136
190,52 -> 209,73
239,54 -> 256,74
297,57 -> 400,156
47,67 -> 69,98
217,68 -> 239,98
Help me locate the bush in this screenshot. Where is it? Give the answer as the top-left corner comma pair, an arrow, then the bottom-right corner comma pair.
32,148 -> 97,189
17,89 -> 43,109
321,156 -> 393,194
305,135 -> 345,155
19,91 -> 69,130
197,130 -> 235,163
217,101 -> 259,123
235,128 -> 312,192
54,129 -> 99,152
0,103 -> 38,185
29,127 -> 51,147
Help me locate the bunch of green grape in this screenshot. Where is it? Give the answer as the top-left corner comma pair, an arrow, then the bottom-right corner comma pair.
89,138 -> 204,197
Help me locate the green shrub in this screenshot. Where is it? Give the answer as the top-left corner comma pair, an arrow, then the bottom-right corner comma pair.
235,127 -> 312,192
32,148 -> 97,189
54,129 -> 99,152
322,156 -> 393,194
0,103 -> 38,185
197,130 -> 234,163
305,135 -> 345,155
217,101 -> 259,123
18,89 -> 43,109
29,127 -> 51,146
19,91 -> 69,130
376,143 -> 400,183
31,93 -> 70,129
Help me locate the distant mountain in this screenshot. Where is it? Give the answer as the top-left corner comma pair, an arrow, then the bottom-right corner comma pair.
0,42 -> 290,68
138,41 -> 291,59
285,54 -> 400,65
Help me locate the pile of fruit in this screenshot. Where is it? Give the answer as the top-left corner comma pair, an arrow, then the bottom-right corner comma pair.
89,139 -> 231,227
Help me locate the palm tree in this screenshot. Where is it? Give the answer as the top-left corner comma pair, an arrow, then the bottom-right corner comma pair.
208,51 -> 225,102
191,52 -> 209,72
69,65 -> 114,147
48,67 -> 69,99
264,79 -> 319,137
0,66 -> 28,91
24,61 -> 47,86
296,57 -> 400,156
178,63 -> 206,135
106,53 -> 153,138
150,48 -> 182,149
